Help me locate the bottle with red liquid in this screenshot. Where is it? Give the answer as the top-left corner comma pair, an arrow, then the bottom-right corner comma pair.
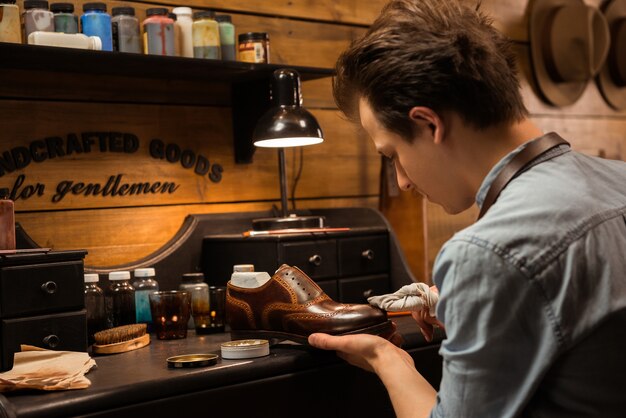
142,7 -> 175,56
0,188 -> 15,251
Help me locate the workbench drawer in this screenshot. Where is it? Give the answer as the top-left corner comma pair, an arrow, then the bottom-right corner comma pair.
1,310 -> 87,371
339,274 -> 390,304
0,260 -> 85,317
338,235 -> 389,277
279,240 -> 338,280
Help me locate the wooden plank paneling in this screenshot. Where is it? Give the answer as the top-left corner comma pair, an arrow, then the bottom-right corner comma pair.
0,101 -> 380,212
16,196 -> 378,266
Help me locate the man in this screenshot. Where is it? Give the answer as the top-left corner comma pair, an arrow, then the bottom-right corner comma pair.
308,1 -> 626,417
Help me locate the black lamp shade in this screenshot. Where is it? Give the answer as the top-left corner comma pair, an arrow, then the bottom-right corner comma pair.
253,68 -> 324,147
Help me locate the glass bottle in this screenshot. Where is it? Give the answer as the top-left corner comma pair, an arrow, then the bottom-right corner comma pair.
111,6 -> 141,53
192,10 -> 220,59
84,273 -> 106,346
167,12 -> 180,56
179,273 -> 209,331
80,2 -> 112,51
215,14 -> 235,61
50,2 -> 77,34
142,7 -> 175,56
131,267 -> 159,330
105,271 -> 136,328
0,0 -> 22,44
23,0 -> 54,42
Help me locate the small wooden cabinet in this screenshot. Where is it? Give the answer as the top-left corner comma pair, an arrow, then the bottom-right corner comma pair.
0,250 -> 88,371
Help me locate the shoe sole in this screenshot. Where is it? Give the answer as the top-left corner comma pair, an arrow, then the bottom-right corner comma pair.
230,320 -> 395,345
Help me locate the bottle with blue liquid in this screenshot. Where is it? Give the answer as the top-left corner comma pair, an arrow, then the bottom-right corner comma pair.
132,268 -> 159,331
80,2 -> 112,51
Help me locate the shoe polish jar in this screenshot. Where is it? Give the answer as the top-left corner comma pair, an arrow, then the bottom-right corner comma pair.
132,268 -> 159,330
23,0 -> 54,41
105,271 -> 136,328
0,0 -> 22,43
50,2 -> 77,34
84,273 -> 106,345
179,273 -> 209,331
238,32 -> 269,63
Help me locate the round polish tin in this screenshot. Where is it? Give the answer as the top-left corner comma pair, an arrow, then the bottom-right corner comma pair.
221,339 -> 270,359
167,353 -> 219,368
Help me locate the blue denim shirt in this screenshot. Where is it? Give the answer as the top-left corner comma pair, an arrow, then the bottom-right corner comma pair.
429,133 -> 626,417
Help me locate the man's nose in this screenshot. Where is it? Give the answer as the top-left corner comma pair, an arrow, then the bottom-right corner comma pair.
395,166 -> 412,191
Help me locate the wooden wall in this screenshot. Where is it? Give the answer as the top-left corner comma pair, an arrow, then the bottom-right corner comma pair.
1,0 -> 624,281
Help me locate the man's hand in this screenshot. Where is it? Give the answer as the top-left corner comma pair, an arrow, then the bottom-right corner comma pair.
308,324 -> 413,374
412,285 -> 444,342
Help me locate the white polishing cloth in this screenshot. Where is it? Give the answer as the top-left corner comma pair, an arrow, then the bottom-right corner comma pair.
368,282 -> 439,316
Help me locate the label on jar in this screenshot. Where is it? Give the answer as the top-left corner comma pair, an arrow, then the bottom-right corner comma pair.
239,41 -> 267,63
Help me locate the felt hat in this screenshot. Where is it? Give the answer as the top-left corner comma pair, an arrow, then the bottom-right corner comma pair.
529,0 -> 610,107
596,0 -> 626,110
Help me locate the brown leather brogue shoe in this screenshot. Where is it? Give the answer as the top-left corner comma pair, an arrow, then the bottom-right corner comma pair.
226,264 -> 393,344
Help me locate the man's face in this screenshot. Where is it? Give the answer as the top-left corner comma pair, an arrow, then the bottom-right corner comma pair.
359,98 -> 468,213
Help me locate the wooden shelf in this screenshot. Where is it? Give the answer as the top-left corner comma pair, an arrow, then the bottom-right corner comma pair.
0,42 -> 335,163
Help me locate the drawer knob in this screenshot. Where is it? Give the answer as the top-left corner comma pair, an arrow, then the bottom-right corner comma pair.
43,334 -> 60,349
308,254 -> 323,266
362,249 -> 375,260
41,281 -> 58,294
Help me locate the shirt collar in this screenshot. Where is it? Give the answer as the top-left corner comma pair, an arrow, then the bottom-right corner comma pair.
475,133 -> 571,209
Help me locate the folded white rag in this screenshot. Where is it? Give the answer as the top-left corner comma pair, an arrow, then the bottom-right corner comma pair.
368,282 -> 439,316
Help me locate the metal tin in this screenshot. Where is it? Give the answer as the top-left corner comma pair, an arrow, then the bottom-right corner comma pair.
166,353 -> 219,368
221,339 -> 270,359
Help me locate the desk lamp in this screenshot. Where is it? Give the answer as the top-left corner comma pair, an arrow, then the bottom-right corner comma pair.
252,69 -> 325,231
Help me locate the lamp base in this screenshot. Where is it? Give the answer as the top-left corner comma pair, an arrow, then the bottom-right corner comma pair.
252,214 -> 326,231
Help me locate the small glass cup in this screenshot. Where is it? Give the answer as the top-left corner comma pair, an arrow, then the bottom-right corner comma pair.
191,286 -> 211,334
149,290 -> 191,340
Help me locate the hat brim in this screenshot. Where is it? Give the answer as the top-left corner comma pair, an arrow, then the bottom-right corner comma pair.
596,0 -> 626,110
529,0 -> 588,107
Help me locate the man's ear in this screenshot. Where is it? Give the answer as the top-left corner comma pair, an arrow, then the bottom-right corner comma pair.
408,107 -> 445,144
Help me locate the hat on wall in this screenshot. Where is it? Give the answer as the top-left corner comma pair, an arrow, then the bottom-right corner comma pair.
529,0 -> 610,107
596,0 -> 626,110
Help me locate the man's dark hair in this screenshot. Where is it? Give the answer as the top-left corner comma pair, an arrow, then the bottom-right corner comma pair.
333,0 -> 528,139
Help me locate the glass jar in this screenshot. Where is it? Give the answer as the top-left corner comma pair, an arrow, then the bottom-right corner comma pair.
50,2 -> 77,34
105,271 -> 136,328
23,0 -> 54,42
111,6 -> 141,53
80,2 -> 112,51
0,0 -> 22,44
131,268 -> 159,329
142,7 -> 175,56
192,10 -> 220,59
238,32 -> 269,63
215,14 -> 235,61
84,273 -> 106,345
179,273 -> 209,331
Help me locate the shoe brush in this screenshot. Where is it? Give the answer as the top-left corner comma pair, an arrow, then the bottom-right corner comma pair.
92,324 -> 150,355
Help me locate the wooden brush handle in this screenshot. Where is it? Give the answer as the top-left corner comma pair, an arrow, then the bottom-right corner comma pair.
92,333 -> 150,355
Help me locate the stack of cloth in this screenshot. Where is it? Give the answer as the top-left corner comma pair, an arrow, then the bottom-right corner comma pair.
0,345 -> 97,392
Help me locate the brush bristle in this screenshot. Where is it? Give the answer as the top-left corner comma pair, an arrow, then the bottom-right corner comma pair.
94,324 -> 147,345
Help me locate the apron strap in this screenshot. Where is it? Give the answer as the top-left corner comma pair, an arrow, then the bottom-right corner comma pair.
478,133 -> 570,220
